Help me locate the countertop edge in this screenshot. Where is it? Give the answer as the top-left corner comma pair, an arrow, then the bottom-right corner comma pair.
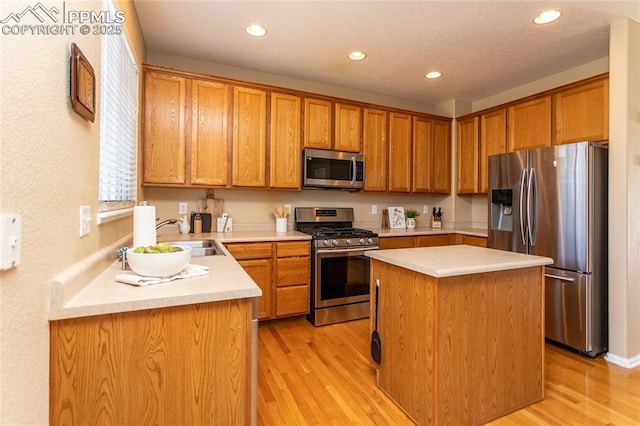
366,245 -> 553,278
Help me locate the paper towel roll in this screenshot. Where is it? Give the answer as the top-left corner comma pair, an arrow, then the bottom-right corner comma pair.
133,205 -> 157,248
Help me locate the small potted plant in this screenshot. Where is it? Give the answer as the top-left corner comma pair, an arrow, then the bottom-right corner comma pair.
405,209 -> 420,229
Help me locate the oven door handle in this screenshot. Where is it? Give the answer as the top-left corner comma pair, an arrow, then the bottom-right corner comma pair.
316,246 -> 378,255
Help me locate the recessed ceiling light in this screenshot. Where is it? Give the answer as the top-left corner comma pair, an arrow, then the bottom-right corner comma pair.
534,10 -> 561,24
348,51 -> 367,61
425,71 -> 442,79
245,24 -> 267,37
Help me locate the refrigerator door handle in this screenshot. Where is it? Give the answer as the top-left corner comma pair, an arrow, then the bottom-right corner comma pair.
519,169 -> 528,246
528,168 -> 538,246
545,273 -> 576,283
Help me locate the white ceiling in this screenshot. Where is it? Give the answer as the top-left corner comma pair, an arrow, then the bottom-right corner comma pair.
133,1 -> 640,106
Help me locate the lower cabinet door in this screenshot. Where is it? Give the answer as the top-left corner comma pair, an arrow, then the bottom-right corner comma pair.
276,285 -> 310,316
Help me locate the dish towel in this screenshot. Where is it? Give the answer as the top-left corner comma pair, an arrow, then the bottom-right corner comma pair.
116,264 -> 210,287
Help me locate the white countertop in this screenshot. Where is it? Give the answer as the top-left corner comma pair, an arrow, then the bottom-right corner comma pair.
366,245 -> 552,278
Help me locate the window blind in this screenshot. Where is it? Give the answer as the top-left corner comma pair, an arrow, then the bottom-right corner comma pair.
98,0 -> 138,213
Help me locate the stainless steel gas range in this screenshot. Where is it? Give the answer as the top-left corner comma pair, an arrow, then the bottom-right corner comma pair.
295,207 -> 379,326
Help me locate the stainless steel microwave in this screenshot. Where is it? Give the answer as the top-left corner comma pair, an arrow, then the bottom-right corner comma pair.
303,148 -> 364,190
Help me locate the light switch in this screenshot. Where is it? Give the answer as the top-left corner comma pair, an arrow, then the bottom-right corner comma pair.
79,205 -> 91,237
371,205 -> 378,214
0,215 -> 21,270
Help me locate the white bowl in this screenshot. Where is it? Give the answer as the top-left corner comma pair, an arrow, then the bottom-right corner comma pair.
126,245 -> 192,278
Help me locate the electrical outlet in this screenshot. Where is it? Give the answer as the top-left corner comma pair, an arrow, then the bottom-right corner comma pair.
179,202 -> 188,215
284,204 -> 292,216
371,205 -> 378,214
423,204 -> 430,214
79,205 -> 91,237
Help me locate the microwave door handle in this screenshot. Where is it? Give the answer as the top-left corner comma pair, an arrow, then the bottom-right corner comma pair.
350,156 -> 356,185
519,169 -> 527,246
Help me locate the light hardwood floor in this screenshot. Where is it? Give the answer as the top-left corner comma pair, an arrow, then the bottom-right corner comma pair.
257,317 -> 640,425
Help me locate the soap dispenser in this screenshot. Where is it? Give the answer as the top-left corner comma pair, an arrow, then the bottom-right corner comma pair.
179,215 -> 190,234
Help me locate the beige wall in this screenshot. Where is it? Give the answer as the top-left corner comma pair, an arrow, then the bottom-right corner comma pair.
607,18 -> 640,364
0,0 -> 145,423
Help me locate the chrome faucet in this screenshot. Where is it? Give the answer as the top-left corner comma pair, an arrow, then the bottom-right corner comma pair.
156,218 -> 178,230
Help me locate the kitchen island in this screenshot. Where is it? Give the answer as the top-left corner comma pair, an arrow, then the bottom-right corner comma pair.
366,245 -> 552,425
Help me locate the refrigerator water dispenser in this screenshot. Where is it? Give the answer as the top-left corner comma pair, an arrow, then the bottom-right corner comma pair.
490,189 -> 513,231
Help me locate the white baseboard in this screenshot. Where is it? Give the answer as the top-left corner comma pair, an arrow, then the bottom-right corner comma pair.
604,351 -> 640,369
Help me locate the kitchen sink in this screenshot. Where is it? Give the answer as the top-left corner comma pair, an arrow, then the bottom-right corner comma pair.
164,240 -> 226,257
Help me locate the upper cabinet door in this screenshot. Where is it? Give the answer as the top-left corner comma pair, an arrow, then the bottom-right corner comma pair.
479,108 -> 506,193
270,93 -> 302,189
363,108 -> 388,192
412,116 -> 432,193
190,79 -> 229,186
508,96 -> 551,151
430,119 -> 451,194
303,98 -> 332,150
554,77 -> 609,145
232,86 -> 267,187
334,103 -> 362,152
143,71 -> 187,184
456,116 -> 479,194
388,112 -> 412,193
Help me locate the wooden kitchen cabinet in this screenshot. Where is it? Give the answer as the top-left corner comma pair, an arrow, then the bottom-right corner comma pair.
416,234 -> 455,247
143,70 -> 187,184
190,79 -> 230,186
388,112 -> 412,193
479,108 -> 507,193
554,76 -> 609,145
275,241 -> 310,317
414,117 -> 451,194
363,108 -> 388,192
508,96 -> 551,151
226,241 -> 310,320
379,236 -> 417,249
50,299 -> 252,425
303,98 -> 333,149
232,86 -> 267,187
225,242 -> 273,319
334,103 -> 362,152
456,116 -> 479,194
270,93 -> 302,189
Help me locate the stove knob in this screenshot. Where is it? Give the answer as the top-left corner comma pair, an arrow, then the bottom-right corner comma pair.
359,238 -> 366,245
346,238 -> 352,246
323,239 -> 330,247
331,239 -> 339,247
367,237 -> 374,244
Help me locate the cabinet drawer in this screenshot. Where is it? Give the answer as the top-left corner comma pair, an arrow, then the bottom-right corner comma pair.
225,242 -> 272,260
416,235 -> 454,247
462,235 -> 488,248
276,257 -> 310,287
379,236 -> 416,249
276,241 -> 310,258
276,285 -> 310,316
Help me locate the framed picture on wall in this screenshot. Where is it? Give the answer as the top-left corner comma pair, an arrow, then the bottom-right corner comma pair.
70,43 -> 96,122
388,206 -> 406,229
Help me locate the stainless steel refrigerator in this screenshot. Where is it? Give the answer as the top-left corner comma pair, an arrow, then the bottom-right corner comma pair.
487,141 -> 608,357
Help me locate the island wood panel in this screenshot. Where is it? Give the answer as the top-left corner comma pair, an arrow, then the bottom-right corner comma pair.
363,108 -> 388,192
370,261 -> 544,426
232,86 -> 267,187
190,79 -> 229,186
50,300 -> 252,426
270,93 -> 302,188
373,261 -> 436,425
437,266 -> 544,425
143,71 -> 187,184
